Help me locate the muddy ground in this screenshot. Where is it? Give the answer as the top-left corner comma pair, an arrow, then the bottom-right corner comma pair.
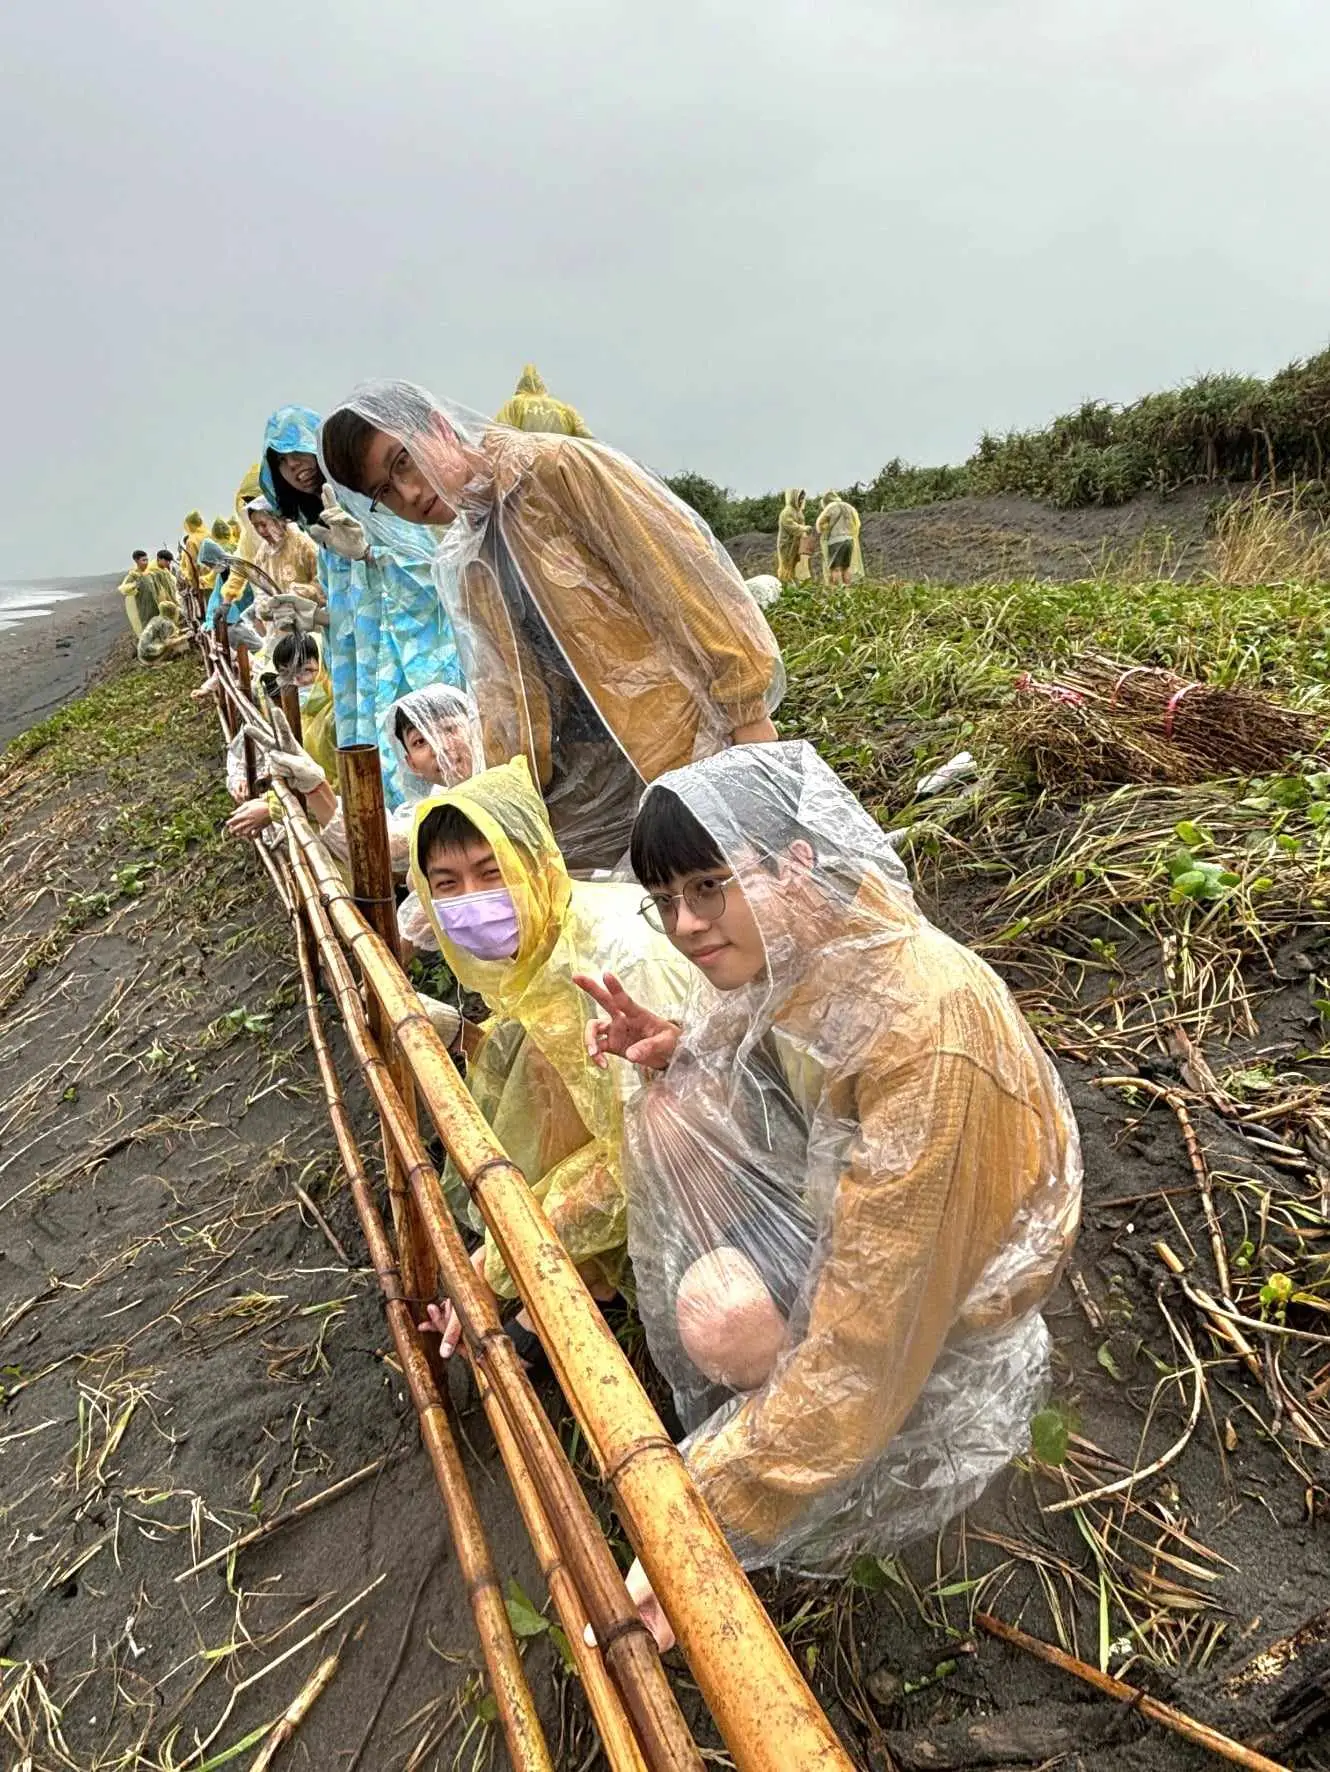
725,484 -> 1224,584
3,646 -> 1330,1770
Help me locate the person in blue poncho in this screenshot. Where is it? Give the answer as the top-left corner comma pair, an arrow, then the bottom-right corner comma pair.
258,404 -> 461,807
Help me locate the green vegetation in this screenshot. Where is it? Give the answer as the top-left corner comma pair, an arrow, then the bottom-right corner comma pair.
669,340 -> 1330,530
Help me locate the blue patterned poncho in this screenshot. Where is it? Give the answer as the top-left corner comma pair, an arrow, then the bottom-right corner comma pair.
258,404 -> 460,807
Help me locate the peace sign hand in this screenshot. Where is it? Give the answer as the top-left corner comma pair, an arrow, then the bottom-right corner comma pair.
573,970 -> 680,1073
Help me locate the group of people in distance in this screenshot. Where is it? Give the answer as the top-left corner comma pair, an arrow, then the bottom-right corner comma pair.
174,364 -> 1080,1645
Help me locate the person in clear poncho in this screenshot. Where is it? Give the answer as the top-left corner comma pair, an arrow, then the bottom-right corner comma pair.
494,363 -> 593,437
580,741 -> 1081,1632
407,758 -> 692,1355
317,381 -> 784,872
815,491 -> 864,585
258,403 -> 461,807
776,488 -> 811,584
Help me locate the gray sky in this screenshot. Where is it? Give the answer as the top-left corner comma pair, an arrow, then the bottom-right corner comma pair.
3,0 -> 1328,576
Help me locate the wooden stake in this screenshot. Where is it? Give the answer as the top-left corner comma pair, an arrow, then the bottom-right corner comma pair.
236,645 -> 258,799
336,742 -> 436,1312
976,1611 -> 1292,1772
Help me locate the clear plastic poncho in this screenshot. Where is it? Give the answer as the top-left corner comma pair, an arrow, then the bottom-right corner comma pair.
321,381 -> 784,872
383,683 -> 485,948
776,489 -> 811,583
408,758 -> 692,1299
623,742 -> 1082,1574
259,404 -> 461,808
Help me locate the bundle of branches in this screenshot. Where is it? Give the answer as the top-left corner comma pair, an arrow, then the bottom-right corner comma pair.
1006,676 -> 1196,792
1062,654 -> 1326,777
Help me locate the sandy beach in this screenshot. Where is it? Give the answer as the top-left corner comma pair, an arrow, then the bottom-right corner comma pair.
0,575 -> 127,747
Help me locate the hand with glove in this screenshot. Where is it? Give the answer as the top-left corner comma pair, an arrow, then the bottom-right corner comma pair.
413,991 -> 462,1049
255,590 -> 321,634
242,708 -> 327,795
309,484 -> 372,562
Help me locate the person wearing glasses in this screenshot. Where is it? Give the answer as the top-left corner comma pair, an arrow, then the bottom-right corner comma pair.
406,757 -> 692,1369
577,741 -> 1082,1649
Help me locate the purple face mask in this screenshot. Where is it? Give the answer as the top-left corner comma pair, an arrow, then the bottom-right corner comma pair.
433,887 -> 520,961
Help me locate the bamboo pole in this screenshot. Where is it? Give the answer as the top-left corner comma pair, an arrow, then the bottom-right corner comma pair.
337,742 -> 435,1311
281,829 -> 700,1772
280,681 -> 304,748
277,789 -> 853,1772
473,1360 -> 651,1772
284,864 -> 553,1772
236,646 -> 258,799
976,1613 -> 1291,1772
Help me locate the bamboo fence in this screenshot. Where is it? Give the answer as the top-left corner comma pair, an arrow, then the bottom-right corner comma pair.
201,636 -> 853,1772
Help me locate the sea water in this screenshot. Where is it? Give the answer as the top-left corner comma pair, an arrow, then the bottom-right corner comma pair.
0,579 -> 108,634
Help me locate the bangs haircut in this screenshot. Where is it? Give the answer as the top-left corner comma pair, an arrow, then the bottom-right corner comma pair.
319,408 -> 378,496
394,705 -> 421,745
265,448 -> 323,526
630,788 -> 725,890
272,630 -> 319,674
417,803 -> 485,871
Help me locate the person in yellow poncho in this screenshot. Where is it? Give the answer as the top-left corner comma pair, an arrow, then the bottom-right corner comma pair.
319,382 -> 784,874
775,488 -> 811,583
494,363 -> 593,436
406,758 -> 692,1365
815,490 -> 864,585
582,742 -> 1081,1647
227,496 -> 322,605
119,550 -> 173,635
180,510 -> 215,593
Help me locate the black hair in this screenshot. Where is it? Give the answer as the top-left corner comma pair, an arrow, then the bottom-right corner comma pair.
394,705 -> 422,745
272,630 -> 319,674
132,549 -> 148,562
416,802 -> 485,870
265,447 -> 324,526
319,409 -> 379,496
629,789 -> 725,889
155,548 -> 173,562
630,776 -> 814,889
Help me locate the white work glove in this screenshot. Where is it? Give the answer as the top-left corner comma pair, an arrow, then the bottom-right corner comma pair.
241,708 -> 327,794
309,484 -> 371,561
414,991 -> 461,1047
254,591 -> 321,634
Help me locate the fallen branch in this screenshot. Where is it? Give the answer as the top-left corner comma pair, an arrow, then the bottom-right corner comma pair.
175,1457 -> 389,1581
975,1611 -> 1292,1772
1099,1074 -> 1231,1299
249,1634 -> 346,1772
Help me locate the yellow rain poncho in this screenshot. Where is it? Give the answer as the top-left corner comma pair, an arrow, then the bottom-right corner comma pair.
119,562 -> 165,635
815,492 -> 864,582
181,510 -> 215,593
410,758 -> 691,1299
494,363 -> 593,437
776,489 -> 811,583
221,464 -> 264,601
623,742 -> 1082,1573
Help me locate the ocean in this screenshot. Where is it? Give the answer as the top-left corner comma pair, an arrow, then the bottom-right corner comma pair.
0,576 -> 118,634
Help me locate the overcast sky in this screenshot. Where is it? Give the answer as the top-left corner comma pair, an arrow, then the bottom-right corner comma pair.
3,0 -> 1328,577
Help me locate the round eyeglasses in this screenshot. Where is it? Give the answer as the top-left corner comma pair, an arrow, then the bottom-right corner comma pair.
638,873 -> 735,934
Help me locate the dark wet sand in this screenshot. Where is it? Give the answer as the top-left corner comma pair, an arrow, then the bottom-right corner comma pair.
0,576 -> 127,747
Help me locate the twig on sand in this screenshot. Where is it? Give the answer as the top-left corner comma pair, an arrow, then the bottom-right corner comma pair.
294,1181 -> 354,1267
175,1457 -> 389,1581
975,1611 -> 1292,1772
249,1633 -> 347,1772
346,1548 -> 444,1772
1098,1074 -> 1231,1299
1154,1243 -> 1323,1447
1044,1298 -> 1204,1513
